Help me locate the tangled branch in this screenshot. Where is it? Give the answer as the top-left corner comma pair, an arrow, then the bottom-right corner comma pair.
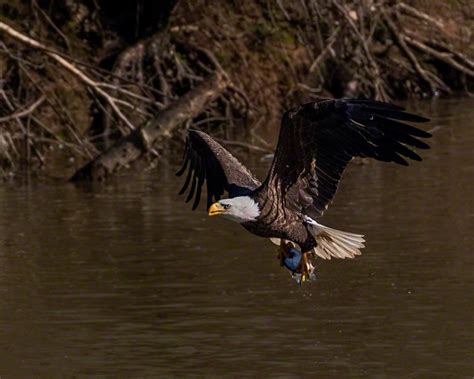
0,21 -> 138,131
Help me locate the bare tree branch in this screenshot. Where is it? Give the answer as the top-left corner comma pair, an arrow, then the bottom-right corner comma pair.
0,95 -> 45,123
405,36 -> 474,78
0,21 -> 137,131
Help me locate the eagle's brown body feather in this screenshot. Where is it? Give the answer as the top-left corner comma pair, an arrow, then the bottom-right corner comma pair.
242,190 -> 316,251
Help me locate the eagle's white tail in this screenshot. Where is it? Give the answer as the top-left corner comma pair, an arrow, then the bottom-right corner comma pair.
309,221 -> 365,260
269,219 -> 365,260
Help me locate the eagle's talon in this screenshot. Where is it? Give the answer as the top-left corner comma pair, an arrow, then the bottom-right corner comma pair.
295,252 -> 316,284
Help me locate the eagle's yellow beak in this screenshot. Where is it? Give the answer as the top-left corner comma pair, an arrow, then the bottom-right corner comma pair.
208,202 -> 226,216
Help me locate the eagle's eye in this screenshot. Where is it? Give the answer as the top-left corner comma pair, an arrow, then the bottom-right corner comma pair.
222,204 -> 231,210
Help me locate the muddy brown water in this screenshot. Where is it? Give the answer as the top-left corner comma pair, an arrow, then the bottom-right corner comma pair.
0,98 -> 473,377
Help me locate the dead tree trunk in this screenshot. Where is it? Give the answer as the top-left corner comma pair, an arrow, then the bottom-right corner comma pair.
70,72 -> 229,182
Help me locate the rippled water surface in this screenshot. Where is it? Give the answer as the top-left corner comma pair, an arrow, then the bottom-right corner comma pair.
0,98 -> 473,377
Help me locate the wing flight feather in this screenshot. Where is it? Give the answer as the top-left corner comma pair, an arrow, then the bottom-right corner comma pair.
261,99 -> 431,218
177,130 -> 261,210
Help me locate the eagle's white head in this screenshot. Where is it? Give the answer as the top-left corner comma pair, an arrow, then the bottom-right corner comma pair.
208,196 -> 260,223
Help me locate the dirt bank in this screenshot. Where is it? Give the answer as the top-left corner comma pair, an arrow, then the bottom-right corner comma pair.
0,0 -> 472,180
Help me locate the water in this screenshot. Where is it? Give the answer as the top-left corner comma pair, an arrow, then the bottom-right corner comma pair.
0,98 -> 473,377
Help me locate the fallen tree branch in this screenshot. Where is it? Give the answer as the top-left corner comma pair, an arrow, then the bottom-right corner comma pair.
0,95 -> 45,123
309,26 -> 340,73
383,13 -> 450,94
398,2 -> 445,31
70,72 -> 229,182
423,39 -> 474,71
31,0 -> 71,52
0,21 -> 137,131
334,1 -> 388,100
404,35 -> 474,78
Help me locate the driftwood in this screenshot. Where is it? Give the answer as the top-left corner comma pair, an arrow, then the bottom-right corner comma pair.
70,72 -> 229,181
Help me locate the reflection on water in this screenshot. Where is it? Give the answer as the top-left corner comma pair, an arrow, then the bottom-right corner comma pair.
0,98 -> 473,377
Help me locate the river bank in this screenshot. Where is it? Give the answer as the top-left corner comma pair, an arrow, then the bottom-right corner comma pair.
0,0 -> 473,179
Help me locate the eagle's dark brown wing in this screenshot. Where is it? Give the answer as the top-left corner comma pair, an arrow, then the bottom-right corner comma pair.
260,99 -> 431,218
176,130 -> 261,210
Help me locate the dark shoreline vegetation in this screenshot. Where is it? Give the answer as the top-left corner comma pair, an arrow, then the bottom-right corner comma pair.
0,0 -> 473,181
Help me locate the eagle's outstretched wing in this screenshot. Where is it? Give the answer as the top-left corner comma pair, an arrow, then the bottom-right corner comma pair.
260,99 -> 431,218
176,130 -> 261,210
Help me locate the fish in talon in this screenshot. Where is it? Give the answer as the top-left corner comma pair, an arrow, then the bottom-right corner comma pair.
282,247 -> 303,272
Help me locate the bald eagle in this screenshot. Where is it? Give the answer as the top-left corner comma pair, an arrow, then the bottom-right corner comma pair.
177,99 -> 430,283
